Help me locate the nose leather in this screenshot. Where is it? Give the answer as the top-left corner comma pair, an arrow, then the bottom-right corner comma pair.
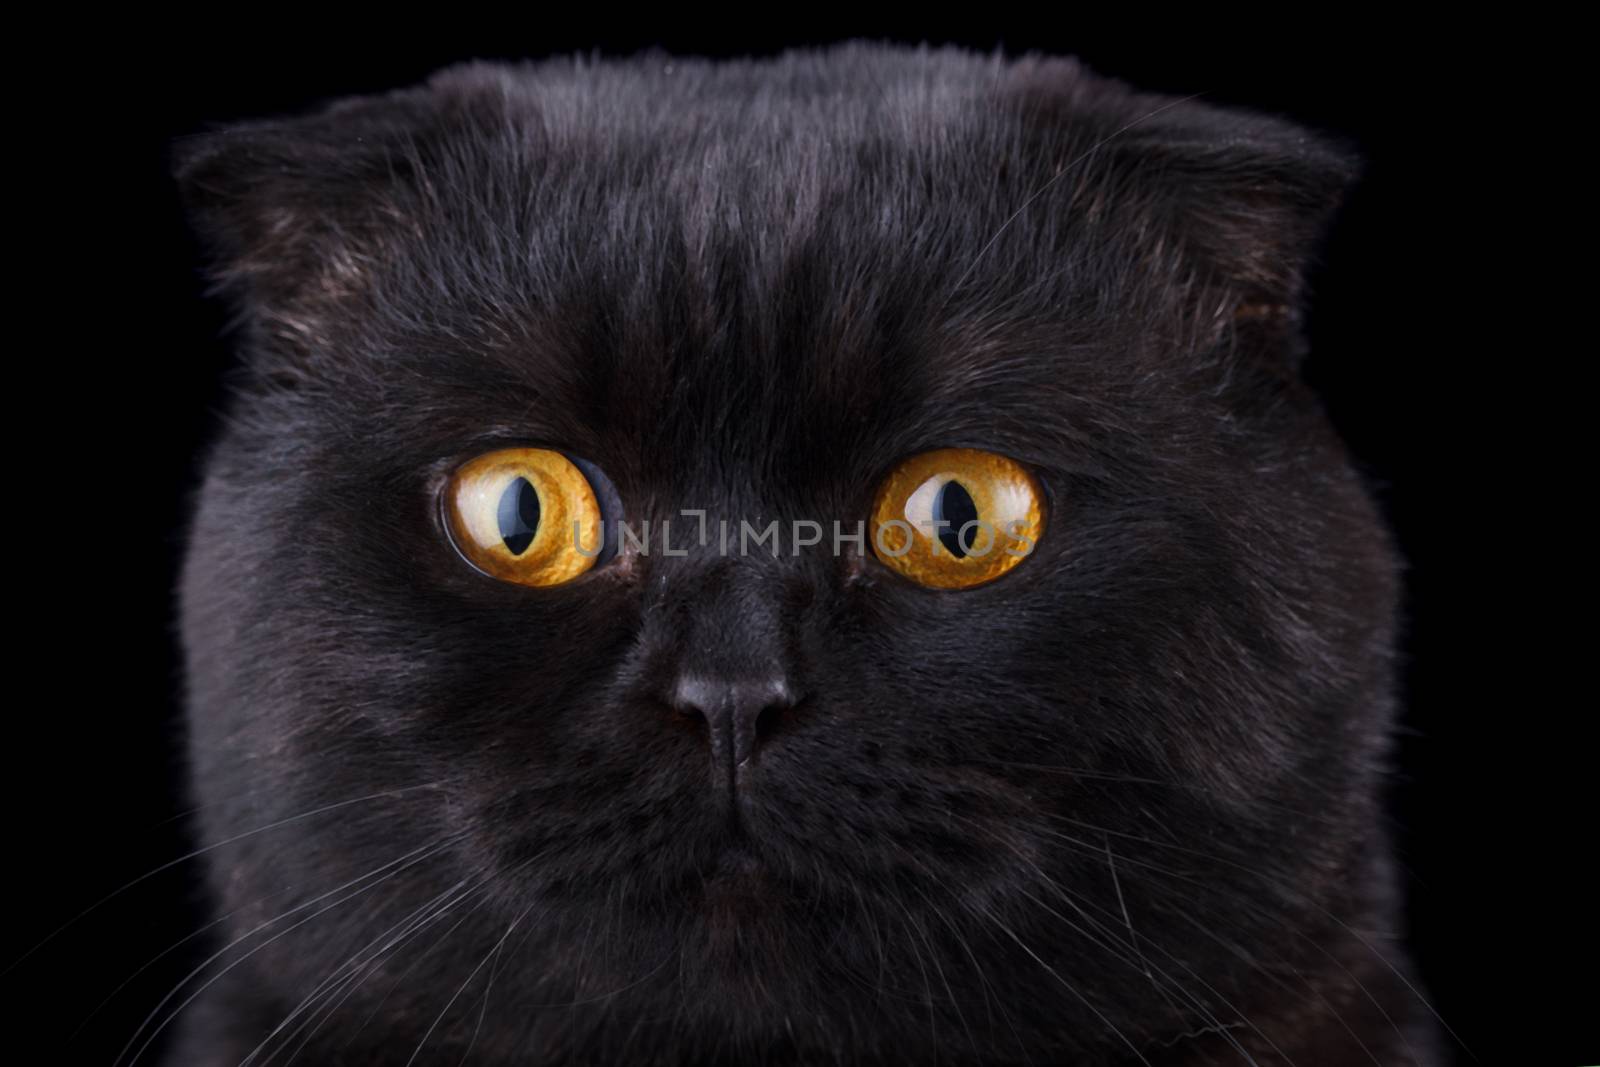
672,674 -> 795,789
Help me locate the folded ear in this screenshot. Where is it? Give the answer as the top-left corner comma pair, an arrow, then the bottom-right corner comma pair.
1105,96 -> 1361,363
170,91 -> 436,361
1137,107 -> 1358,303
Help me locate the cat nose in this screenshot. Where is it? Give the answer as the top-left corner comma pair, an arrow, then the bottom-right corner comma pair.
670,675 -> 796,788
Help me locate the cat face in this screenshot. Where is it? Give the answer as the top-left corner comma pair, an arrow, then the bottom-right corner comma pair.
175,46 -> 1399,1063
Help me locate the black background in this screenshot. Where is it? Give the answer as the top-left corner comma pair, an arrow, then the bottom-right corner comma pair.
5,24 -> 1585,1066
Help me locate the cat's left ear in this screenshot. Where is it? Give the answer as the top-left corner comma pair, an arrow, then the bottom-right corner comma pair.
1107,97 -> 1361,362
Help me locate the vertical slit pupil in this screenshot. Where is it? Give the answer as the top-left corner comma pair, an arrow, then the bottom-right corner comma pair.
497,477 -> 541,555
933,480 -> 979,558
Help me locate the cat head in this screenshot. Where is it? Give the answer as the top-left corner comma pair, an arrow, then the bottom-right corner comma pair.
174,44 -> 1393,1062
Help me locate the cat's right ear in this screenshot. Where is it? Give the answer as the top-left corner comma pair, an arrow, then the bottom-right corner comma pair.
170,92 -> 432,370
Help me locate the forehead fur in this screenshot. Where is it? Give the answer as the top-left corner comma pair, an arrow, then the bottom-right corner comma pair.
173,44 -> 1354,499
176,47 -> 1351,365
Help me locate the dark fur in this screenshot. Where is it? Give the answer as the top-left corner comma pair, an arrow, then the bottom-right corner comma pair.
171,44 -> 1433,1065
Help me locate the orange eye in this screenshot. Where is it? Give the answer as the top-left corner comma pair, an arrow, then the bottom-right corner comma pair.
443,448 -> 605,587
869,448 -> 1045,589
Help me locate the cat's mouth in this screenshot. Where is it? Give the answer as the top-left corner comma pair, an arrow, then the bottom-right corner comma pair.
711,843 -> 762,880
697,843 -> 771,919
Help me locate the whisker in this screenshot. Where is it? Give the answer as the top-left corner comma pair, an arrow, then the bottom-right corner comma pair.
961,895 -> 1153,1066
521,943 -> 678,1010
1169,909 -> 1379,1067
971,757 -> 1336,822
242,874 -> 478,1067
1012,878 -> 1267,1066
895,906 -> 941,1062
1289,926 -> 1422,1066
334,869 -> 530,1054
955,816 -> 1270,1064
1105,837 -> 1156,986
1039,813 -> 1465,1059
116,830 -> 463,1067
403,900 -> 539,1067
69,886 -> 298,1048
5,782 -> 444,979
893,851 -> 1029,1064
453,917 -> 509,1067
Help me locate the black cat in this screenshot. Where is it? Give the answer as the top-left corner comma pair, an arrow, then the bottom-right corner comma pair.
167,43 -> 1436,1065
